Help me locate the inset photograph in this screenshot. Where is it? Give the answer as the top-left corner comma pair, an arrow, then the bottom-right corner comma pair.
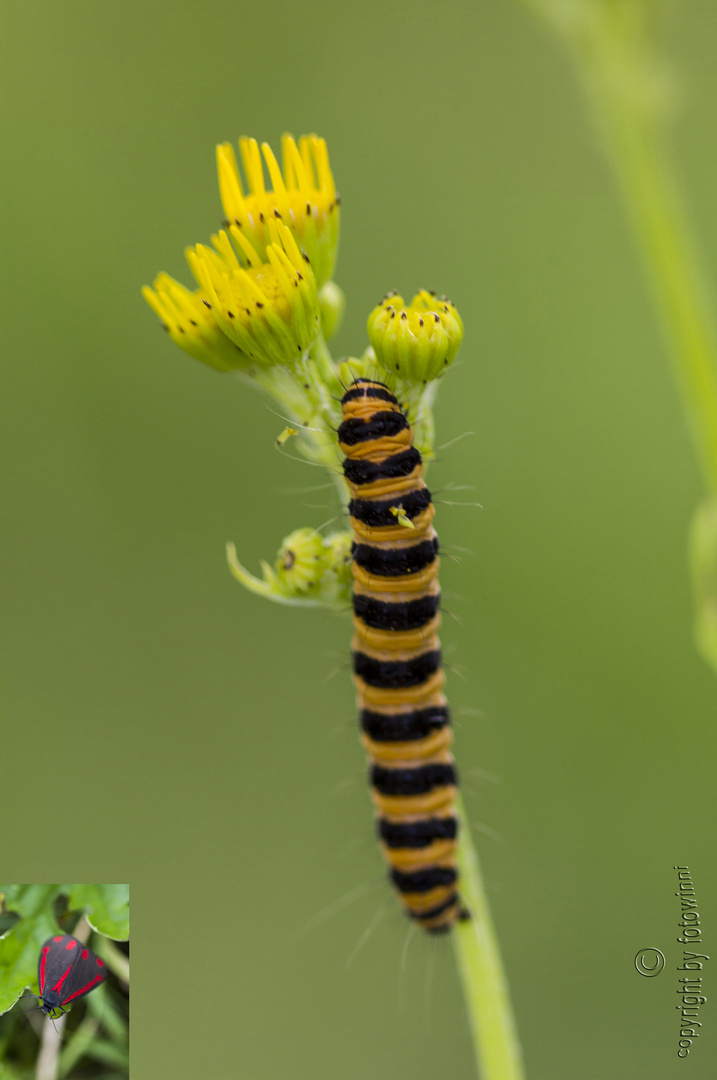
0,884 -> 129,1080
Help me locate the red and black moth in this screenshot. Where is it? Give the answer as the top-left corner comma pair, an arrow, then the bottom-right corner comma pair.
37,935 -> 106,1016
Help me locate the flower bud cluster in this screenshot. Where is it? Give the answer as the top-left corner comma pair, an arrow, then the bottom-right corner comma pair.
226,528 -> 352,608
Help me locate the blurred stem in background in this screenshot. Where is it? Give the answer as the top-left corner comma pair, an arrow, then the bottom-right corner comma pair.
516,0 -> 717,673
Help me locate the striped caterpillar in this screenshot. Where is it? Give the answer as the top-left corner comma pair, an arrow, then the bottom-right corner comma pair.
142,133 -> 470,930
339,377 -> 464,933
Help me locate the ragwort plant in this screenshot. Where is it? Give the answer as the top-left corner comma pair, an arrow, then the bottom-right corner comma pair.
143,133 -> 523,1080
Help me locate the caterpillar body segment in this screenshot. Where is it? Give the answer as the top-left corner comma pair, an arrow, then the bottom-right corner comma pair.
339,377 -> 462,932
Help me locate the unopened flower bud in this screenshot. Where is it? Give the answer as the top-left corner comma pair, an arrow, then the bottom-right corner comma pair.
319,281 -> 345,342
226,528 -> 353,608
367,289 -> 463,383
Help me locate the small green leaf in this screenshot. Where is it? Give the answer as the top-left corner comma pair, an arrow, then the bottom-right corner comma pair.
63,885 -> 129,940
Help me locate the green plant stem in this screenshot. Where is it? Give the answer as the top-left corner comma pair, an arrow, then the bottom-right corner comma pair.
452,794 -> 525,1080
526,2 -> 717,495
516,3 -> 717,675
588,70 -> 717,493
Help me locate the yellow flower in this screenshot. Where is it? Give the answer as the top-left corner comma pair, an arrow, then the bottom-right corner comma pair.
141,273 -> 251,371
367,289 -> 463,383
186,219 -> 321,368
216,135 -> 340,287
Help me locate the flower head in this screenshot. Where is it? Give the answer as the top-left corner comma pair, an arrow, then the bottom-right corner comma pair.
367,290 -> 463,383
186,220 -> 321,368
226,528 -> 352,608
141,274 -> 251,371
216,135 -> 340,287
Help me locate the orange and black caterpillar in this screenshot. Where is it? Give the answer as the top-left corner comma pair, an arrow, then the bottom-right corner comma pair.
339,378 -> 463,932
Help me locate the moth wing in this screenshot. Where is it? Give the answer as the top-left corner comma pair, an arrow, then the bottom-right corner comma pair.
58,939 -> 107,1006
38,935 -> 106,1007
38,935 -> 76,997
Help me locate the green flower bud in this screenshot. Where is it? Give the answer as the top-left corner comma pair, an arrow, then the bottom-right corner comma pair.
319,280 -> 345,342
226,528 -> 353,608
367,289 -> 463,383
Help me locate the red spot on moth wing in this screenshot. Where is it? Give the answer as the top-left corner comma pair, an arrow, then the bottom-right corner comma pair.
97,958 -> 105,967
81,949 -> 89,959
65,940 -> 77,950
52,935 -> 63,942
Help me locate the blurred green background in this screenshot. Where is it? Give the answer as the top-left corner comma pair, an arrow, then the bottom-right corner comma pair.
3,1 -> 717,1077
